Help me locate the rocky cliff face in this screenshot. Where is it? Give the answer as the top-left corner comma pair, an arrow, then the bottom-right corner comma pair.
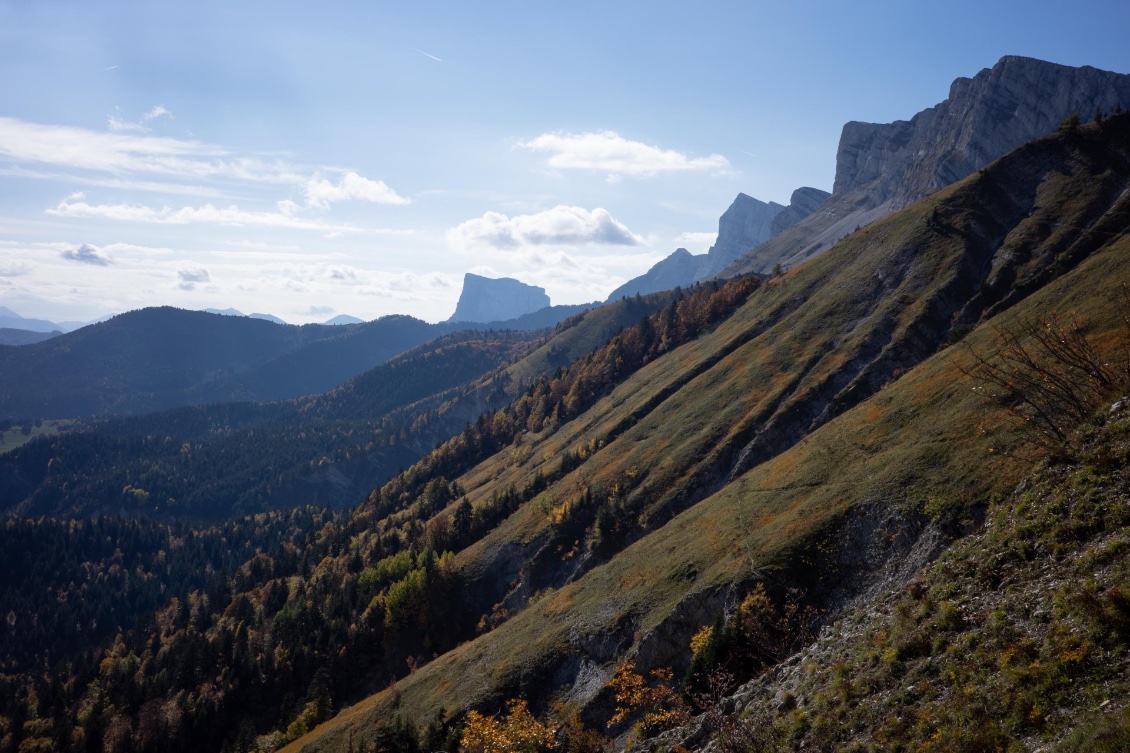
605,248 -> 703,301
770,187 -> 831,236
722,56 -> 1130,279
606,188 -> 829,302
448,273 -> 551,323
697,193 -> 786,279
835,56 -> 1130,202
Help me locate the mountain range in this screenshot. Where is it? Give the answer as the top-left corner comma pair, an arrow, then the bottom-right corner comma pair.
1,55 -> 1130,753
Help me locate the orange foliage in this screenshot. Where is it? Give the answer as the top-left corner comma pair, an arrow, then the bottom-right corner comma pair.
606,660 -> 689,734
461,699 -> 558,753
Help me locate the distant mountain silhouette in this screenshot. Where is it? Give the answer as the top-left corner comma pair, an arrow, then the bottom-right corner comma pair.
0,302 -> 613,419
0,328 -> 61,346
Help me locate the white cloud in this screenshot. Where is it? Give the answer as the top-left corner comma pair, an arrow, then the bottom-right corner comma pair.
447,205 -> 642,251
177,265 -> 210,283
0,116 -> 301,184
107,116 -> 147,133
0,165 -> 231,198
0,261 -> 32,277
176,264 -> 210,290
47,195 -> 357,232
106,106 -> 173,135
60,243 -> 113,266
519,131 -> 730,178
305,171 -> 410,208
142,105 -> 174,122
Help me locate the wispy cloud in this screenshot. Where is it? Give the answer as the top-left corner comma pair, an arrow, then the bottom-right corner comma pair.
141,105 -> 174,122
519,131 -> 730,178
106,105 -> 174,135
417,50 -> 442,62
0,117 -> 301,183
60,243 -> 113,266
447,205 -> 642,251
2,117 -> 411,228
107,116 -> 147,133
48,194 -> 358,232
0,165 -> 231,198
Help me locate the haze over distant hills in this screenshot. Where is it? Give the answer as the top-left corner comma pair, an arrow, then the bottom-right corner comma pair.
0,296 -> 605,418
0,306 -> 85,337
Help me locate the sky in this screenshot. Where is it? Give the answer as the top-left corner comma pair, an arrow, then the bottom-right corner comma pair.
3,1 -> 1130,325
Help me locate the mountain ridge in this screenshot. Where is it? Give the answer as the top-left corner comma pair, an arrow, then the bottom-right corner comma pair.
722,54 -> 1130,277
279,113 -> 1130,751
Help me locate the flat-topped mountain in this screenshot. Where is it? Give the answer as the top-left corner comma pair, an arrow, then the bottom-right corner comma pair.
724,55 -> 1130,276
448,273 -> 551,323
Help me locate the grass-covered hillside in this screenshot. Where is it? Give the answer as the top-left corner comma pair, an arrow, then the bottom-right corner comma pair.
2,115 -> 1129,753
682,393 -> 1130,752
282,114 -> 1130,752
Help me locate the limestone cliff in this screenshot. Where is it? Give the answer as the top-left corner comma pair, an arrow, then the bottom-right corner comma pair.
723,55 -> 1130,277
694,194 -> 785,280
448,273 -> 551,323
835,55 -> 1130,201
770,187 -> 831,236
607,188 -> 827,302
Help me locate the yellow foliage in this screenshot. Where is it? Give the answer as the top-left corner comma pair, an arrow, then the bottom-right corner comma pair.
461,699 -> 557,753
689,625 -> 714,657
605,660 -> 688,734
737,582 -> 774,638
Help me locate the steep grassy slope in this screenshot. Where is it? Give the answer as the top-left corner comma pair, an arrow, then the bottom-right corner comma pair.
283,117 -> 1130,751
695,397 -> 1130,752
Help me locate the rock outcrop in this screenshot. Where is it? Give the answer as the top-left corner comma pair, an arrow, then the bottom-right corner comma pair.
607,189 -> 828,301
723,55 -> 1130,277
696,193 -> 785,279
448,273 -> 551,323
770,187 -> 831,236
834,55 -> 1130,201
605,248 -> 702,300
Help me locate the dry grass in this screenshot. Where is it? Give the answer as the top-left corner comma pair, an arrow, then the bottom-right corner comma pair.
283,122 -> 1130,753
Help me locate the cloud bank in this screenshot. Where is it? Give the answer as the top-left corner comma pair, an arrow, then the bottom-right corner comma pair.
48,195 -> 355,232
0,117 -> 409,212
447,205 -> 642,251
520,131 -> 730,178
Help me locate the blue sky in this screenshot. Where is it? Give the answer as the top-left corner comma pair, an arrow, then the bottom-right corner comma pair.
2,1 -> 1129,324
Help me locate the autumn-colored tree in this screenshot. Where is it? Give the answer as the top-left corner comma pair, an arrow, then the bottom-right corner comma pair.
606,660 -> 689,735
461,699 -> 557,753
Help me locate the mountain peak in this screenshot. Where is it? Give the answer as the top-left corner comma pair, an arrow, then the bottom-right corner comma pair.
447,273 -> 551,323
834,56 -> 1130,199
